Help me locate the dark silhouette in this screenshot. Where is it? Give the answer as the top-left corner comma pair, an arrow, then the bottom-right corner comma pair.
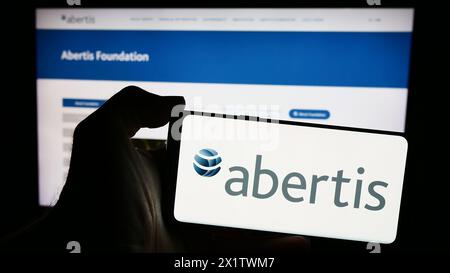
1,86 -> 308,253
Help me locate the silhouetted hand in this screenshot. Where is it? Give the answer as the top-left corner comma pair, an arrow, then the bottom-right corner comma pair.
3,86 -> 309,253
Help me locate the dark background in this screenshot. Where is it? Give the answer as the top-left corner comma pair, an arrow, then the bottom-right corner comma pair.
0,0 -> 447,253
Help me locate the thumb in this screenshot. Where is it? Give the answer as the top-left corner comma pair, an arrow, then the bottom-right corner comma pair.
88,85 -> 186,138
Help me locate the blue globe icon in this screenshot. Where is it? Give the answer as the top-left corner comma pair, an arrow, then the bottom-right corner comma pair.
193,148 -> 222,177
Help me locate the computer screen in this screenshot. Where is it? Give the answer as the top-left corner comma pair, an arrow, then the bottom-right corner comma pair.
36,8 -> 414,206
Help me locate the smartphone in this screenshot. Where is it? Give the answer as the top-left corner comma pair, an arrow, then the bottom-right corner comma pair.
166,111 -> 408,244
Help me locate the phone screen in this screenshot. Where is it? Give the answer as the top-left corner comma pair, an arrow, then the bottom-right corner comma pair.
168,113 -> 408,243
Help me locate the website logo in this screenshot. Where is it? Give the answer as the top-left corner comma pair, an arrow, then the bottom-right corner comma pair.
61,14 -> 95,24
193,148 -> 222,177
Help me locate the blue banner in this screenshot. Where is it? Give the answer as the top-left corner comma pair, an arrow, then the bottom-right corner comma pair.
37,30 -> 412,88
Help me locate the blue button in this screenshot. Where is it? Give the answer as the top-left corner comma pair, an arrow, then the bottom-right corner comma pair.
289,109 -> 330,119
63,98 -> 106,108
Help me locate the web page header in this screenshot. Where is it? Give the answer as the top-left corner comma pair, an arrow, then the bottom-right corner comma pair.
37,30 -> 412,88
36,8 -> 414,32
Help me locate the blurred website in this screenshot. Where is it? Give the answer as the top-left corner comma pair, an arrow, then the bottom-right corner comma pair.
36,8 -> 414,205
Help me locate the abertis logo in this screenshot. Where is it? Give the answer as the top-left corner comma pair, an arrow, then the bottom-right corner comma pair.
193,148 -> 222,177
